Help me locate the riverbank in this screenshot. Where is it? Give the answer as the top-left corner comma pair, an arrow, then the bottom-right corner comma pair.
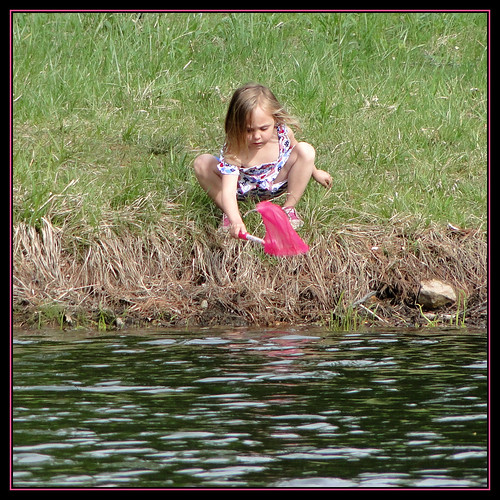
12,216 -> 487,331
12,13 -> 487,330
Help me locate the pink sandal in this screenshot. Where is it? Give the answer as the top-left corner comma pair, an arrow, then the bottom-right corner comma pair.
220,213 -> 231,231
282,206 -> 304,229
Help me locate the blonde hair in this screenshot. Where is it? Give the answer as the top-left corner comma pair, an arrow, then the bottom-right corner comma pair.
224,83 -> 299,156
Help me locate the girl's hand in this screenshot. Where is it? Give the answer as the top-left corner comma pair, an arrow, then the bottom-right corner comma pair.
230,221 -> 247,240
313,168 -> 332,188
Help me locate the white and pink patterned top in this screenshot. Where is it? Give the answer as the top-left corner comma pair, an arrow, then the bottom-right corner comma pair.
217,124 -> 294,198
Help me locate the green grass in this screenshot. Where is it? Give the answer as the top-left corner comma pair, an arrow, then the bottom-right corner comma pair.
12,12 -> 487,239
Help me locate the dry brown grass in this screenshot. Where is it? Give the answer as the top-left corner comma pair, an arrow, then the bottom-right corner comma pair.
12,217 -> 487,329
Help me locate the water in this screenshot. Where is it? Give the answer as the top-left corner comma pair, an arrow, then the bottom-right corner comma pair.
12,327 -> 488,489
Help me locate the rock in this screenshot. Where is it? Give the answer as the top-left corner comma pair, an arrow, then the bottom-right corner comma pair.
417,279 -> 456,310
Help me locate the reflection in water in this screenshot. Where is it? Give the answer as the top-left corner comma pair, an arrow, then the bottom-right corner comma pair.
12,328 -> 488,488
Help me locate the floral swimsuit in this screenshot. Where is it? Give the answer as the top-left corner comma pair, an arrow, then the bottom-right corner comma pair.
217,124 -> 294,200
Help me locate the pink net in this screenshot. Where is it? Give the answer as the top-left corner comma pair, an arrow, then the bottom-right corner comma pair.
255,201 -> 309,256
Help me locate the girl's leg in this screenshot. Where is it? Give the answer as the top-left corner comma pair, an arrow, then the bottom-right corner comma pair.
193,154 -> 224,209
274,142 -> 315,208
194,155 -> 246,236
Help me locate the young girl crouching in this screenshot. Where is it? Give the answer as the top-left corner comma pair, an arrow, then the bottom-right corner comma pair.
194,83 -> 332,239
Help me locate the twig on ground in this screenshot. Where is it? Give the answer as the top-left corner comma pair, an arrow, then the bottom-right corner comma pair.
352,291 -> 377,307
358,303 -> 389,324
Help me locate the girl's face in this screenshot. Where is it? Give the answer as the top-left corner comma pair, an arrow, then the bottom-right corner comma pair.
246,106 -> 276,149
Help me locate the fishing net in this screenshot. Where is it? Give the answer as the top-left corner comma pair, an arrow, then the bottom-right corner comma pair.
255,201 -> 309,256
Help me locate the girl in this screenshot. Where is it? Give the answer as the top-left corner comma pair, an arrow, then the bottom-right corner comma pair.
193,83 -> 332,239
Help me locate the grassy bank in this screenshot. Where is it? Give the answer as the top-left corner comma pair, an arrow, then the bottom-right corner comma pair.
12,12 -> 488,330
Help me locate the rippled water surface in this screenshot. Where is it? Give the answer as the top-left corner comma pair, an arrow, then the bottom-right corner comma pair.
12,327 -> 488,488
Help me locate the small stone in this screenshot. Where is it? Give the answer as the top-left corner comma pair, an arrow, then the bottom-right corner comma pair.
200,300 -> 208,310
417,279 -> 456,310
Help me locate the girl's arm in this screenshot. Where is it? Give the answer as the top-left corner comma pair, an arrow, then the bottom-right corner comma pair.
221,174 -> 247,239
287,126 -> 299,148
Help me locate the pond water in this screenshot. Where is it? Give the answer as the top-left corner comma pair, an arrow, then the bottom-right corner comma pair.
12,327 -> 488,489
